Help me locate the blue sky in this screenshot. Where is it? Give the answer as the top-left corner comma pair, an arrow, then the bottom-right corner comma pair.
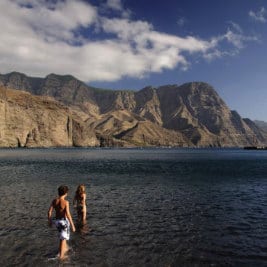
0,0 -> 267,121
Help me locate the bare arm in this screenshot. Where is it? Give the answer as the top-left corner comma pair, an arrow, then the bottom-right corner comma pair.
47,201 -> 54,227
82,193 -> 87,222
73,196 -> 76,207
65,201 -> 76,232
82,193 -> 86,206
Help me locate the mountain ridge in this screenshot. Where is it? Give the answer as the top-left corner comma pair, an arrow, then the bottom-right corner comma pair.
0,71 -> 266,147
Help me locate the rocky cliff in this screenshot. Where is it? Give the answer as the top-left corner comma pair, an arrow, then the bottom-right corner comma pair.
0,86 -> 98,147
0,72 -> 266,147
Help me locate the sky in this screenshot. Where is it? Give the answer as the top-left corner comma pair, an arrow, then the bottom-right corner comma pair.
0,0 -> 267,121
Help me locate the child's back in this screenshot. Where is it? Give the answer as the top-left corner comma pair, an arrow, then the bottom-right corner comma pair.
53,198 -> 67,219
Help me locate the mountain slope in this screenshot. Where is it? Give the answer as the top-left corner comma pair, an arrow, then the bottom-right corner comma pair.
0,72 -> 266,147
0,86 -> 98,147
254,120 -> 267,132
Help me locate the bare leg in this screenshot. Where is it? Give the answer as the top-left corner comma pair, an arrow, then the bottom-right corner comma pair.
59,239 -> 67,260
82,207 -> 87,225
82,211 -> 87,225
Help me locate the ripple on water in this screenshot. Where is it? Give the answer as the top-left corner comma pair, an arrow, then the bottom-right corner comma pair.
0,148 -> 267,266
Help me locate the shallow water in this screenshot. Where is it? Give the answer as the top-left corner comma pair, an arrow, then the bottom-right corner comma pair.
0,148 -> 266,266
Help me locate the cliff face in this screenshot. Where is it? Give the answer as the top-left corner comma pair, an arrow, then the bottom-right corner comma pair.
0,86 -> 98,147
0,72 -> 266,147
156,83 -> 263,146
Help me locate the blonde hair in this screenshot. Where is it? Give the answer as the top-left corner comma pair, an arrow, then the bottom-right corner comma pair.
75,184 -> 86,198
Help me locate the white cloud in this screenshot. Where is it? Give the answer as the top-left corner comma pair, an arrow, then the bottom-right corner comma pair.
205,23 -> 259,60
102,0 -> 131,18
1,0 -> 97,43
0,0 -> 259,83
100,18 -> 213,72
228,21 -> 243,33
249,7 -> 266,23
106,0 -> 123,11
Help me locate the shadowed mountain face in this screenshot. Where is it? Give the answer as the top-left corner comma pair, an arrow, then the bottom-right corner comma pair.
254,120 -> 267,132
0,72 -> 266,147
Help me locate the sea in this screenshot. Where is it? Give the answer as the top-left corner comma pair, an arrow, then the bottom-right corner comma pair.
0,148 -> 266,267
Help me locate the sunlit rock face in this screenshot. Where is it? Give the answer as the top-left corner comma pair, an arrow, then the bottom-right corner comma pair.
0,72 -> 266,147
0,86 -> 98,147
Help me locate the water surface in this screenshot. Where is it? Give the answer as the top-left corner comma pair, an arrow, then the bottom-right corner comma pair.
0,148 -> 266,266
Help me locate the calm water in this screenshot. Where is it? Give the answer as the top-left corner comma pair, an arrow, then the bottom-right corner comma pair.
0,148 -> 266,267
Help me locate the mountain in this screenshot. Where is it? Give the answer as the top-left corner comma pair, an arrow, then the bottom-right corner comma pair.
0,86 -> 98,147
253,120 -> 267,141
254,120 -> 267,132
0,71 -> 266,148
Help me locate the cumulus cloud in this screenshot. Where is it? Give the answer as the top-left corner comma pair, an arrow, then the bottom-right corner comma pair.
249,7 -> 266,23
0,0 -> 259,82
7,0 -> 97,43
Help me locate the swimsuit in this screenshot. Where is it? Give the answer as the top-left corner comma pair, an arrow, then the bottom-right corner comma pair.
54,218 -> 70,240
77,205 -> 84,212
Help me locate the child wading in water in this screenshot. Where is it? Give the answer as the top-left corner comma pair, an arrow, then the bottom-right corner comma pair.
73,184 -> 87,225
48,185 -> 76,260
